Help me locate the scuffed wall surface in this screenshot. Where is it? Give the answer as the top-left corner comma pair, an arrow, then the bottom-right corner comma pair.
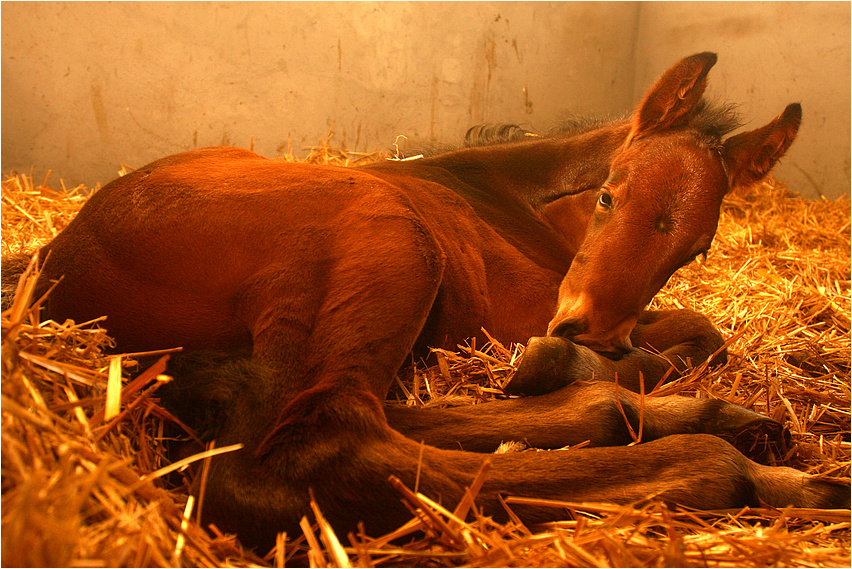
1,1 -> 639,188
2,1 -> 848,198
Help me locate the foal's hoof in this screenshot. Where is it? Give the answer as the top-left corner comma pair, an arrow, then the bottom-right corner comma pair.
707,403 -> 791,464
504,337 -> 580,396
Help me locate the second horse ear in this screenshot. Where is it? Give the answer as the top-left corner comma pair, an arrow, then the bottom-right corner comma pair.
628,52 -> 718,143
721,103 -> 802,191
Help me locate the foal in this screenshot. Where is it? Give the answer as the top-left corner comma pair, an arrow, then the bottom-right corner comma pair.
35,52 -> 847,549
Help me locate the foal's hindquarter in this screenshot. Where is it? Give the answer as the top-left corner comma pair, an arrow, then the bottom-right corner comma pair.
36,53 -> 849,551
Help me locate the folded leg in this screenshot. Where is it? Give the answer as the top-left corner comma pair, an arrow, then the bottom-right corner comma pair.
386,380 -> 786,460
506,309 -> 726,394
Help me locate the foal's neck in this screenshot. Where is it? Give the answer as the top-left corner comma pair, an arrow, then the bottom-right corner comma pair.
423,121 -> 631,210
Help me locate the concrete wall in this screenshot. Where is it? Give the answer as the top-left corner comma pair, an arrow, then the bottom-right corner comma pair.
2,2 -> 849,198
2,2 -> 640,186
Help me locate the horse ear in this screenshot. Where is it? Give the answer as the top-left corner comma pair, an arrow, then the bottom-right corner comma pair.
628,52 -> 718,142
721,103 -> 802,191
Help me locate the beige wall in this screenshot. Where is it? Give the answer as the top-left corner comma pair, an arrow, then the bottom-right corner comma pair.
1,2 -> 640,186
2,2 -> 849,198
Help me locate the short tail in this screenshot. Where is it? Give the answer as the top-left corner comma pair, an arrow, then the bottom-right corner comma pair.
1,250 -> 38,312
159,350 -> 265,441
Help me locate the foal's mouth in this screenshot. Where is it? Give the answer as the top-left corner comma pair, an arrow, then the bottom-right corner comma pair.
547,295 -> 638,359
554,326 -> 635,360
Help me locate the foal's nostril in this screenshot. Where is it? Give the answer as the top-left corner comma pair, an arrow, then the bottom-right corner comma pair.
550,318 -> 586,339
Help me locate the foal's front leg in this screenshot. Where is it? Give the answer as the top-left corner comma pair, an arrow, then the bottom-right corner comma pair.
506,308 -> 726,395
386,380 -> 786,462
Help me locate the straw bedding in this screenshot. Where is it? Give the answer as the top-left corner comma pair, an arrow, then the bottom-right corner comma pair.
2,141 -> 850,567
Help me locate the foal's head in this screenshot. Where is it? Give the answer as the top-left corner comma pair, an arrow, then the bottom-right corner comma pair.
549,52 -> 801,356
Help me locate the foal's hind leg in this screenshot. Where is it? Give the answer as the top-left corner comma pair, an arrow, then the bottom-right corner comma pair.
182,199 -> 451,550
506,309 -> 726,395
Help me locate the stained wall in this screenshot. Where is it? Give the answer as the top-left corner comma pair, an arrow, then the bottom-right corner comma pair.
2,2 -> 848,198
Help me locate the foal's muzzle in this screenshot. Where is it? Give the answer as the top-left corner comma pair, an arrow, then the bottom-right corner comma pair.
547,314 -> 636,359
549,317 -> 585,339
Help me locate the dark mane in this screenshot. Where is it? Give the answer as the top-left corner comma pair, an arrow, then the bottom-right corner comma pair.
549,114 -> 626,137
402,99 -> 742,157
396,124 -> 537,157
463,124 -> 535,147
462,114 -> 627,149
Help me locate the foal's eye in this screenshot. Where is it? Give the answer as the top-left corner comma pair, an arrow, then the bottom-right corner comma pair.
597,191 -> 613,211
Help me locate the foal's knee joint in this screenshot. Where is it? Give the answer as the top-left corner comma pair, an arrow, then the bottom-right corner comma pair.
584,386 -> 640,446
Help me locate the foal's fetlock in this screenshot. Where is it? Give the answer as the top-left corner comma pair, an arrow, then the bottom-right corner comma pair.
695,329 -> 728,368
505,336 -> 602,395
703,401 -> 789,464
